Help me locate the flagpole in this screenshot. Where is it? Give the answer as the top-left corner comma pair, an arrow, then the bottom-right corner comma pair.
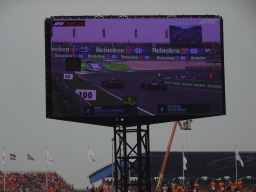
235,145 -> 237,184
3,148 -> 5,191
4,164 -> 5,191
46,148 -> 48,191
182,146 -> 184,184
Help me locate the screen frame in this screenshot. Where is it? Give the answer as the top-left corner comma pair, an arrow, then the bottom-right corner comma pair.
45,15 -> 225,127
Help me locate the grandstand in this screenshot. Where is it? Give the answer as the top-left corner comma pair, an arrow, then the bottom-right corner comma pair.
0,171 -> 72,191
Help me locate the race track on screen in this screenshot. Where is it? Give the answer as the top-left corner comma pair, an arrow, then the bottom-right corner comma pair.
51,58 -> 223,116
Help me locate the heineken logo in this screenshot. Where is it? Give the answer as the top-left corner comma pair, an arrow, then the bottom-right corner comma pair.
182,83 -> 192,86
194,84 -> 205,87
191,56 -> 206,60
152,48 -> 181,54
88,54 -> 105,59
54,53 -> 72,58
96,47 -> 125,53
157,56 -> 175,60
52,46 -> 71,52
120,55 -> 138,59
207,85 -> 222,89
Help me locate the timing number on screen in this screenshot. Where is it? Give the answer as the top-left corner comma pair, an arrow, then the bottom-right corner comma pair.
190,49 -> 198,54
75,90 -> 96,100
63,74 -> 73,80
135,48 -> 143,53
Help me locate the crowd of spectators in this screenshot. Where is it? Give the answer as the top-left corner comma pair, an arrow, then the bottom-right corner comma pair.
0,170 -> 72,192
82,178 -> 256,192
2,170 -> 254,192
159,178 -> 256,192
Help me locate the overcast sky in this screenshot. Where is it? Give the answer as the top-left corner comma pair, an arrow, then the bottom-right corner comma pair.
0,0 -> 256,189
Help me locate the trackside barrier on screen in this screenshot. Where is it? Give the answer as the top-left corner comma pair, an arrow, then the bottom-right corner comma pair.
51,45 -> 213,55
165,80 -> 222,91
52,74 -> 90,116
152,77 -> 222,91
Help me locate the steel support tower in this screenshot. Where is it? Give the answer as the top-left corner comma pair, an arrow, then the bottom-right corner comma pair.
114,118 -> 151,192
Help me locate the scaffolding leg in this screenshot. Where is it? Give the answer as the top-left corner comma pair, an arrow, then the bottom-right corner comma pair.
114,118 -> 151,192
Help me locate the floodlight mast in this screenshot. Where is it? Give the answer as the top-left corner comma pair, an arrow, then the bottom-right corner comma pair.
156,120 -> 192,191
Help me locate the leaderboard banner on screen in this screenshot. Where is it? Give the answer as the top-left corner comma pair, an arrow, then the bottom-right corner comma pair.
45,15 -> 225,126
52,46 -> 208,55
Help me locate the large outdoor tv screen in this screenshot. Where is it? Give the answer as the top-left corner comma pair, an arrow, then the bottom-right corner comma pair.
46,15 -> 225,126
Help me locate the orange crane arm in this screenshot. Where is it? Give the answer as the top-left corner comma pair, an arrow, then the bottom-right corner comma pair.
156,121 -> 182,191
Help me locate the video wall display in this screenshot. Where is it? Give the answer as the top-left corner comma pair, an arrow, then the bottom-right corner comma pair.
45,15 -> 225,126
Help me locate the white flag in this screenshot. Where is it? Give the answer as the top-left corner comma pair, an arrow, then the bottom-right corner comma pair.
2,150 -> 6,165
236,148 -> 244,167
183,151 -> 187,170
46,149 -> 54,165
88,148 -> 96,164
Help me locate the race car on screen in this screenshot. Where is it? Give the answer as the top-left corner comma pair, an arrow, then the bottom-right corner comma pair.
102,78 -> 124,89
141,79 -> 167,90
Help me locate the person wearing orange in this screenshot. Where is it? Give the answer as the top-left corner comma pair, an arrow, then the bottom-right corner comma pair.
233,181 -> 238,191
176,185 -> 181,192
194,181 -> 199,191
238,180 -> 243,189
216,187 -> 221,192
219,181 -> 224,191
211,180 -> 216,191
178,186 -> 182,192
103,183 -> 108,192
94,187 -> 100,192
180,185 -> 186,192
173,185 -> 178,192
